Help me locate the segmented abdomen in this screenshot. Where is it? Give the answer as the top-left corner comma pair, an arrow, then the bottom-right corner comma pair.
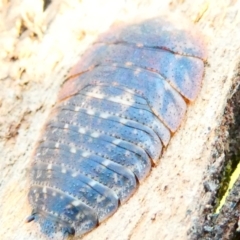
28,16 -> 206,237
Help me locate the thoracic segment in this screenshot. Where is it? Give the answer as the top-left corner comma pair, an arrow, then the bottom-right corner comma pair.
70,43 -> 204,101
65,65 -> 187,131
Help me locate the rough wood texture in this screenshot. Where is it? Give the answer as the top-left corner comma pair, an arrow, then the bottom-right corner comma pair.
200,82 -> 240,240
0,1 -> 240,240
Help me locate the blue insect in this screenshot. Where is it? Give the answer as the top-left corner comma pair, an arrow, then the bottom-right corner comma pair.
27,16 -> 206,237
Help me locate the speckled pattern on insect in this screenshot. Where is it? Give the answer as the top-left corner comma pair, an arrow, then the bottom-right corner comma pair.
27,16 -> 206,237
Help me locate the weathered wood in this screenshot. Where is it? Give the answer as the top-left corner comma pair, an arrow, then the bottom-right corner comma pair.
0,1 -> 240,240
200,81 -> 240,240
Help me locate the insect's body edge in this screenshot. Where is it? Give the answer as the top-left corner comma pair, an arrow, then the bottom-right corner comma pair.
27,16 -> 206,237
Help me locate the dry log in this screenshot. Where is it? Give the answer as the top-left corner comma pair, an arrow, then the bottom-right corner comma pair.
1,0 -> 240,239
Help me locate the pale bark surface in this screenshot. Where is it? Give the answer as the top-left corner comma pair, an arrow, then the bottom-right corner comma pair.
0,1 -> 240,240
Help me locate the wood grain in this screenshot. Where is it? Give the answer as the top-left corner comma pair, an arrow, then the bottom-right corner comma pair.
1,0 -> 240,239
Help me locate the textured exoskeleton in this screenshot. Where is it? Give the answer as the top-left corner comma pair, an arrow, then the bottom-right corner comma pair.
27,16 -> 206,237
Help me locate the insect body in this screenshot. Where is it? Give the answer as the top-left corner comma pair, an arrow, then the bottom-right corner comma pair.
27,16 -> 206,237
